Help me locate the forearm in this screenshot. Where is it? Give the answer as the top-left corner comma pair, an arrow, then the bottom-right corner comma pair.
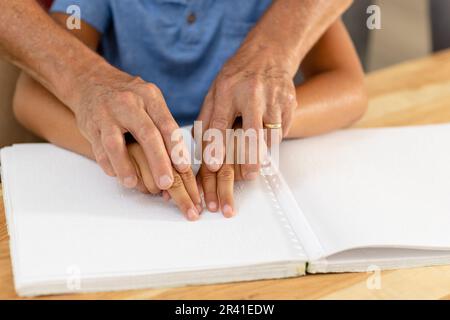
244,0 -> 353,75
13,73 -> 94,159
285,19 -> 367,138
286,71 -> 367,138
0,0 -> 108,111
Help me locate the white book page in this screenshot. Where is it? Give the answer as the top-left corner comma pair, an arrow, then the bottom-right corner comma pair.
3,143 -> 305,284
279,124 -> 450,258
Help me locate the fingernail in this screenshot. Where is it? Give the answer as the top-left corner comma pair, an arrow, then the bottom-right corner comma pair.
244,172 -> 258,180
123,176 -> 137,188
222,204 -> 235,218
208,201 -> 217,212
159,175 -> 173,189
196,204 -> 203,213
187,208 -> 199,221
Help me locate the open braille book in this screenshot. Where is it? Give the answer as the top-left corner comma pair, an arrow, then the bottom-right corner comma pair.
2,124 -> 450,297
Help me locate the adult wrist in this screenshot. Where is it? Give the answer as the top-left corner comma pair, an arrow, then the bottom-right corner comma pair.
59,52 -> 111,114
239,35 -> 301,78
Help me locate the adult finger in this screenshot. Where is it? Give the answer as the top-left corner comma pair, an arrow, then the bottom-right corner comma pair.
263,98 -> 283,148
196,86 -> 215,127
168,171 -> 200,221
234,147 -> 245,181
141,84 -> 191,173
120,107 -> 174,190
199,165 -> 219,212
91,136 -> 115,177
241,100 -> 263,180
101,125 -> 138,188
194,89 -> 215,161
204,89 -> 234,172
217,164 -> 235,218
262,102 -> 282,169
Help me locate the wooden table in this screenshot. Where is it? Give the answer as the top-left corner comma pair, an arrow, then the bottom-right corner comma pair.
2,50 -> 450,300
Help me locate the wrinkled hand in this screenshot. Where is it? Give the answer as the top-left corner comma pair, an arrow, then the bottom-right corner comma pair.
197,44 -> 298,179
72,66 -> 190,190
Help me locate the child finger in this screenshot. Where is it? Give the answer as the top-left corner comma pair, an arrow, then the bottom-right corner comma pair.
168,173 -> 200,221
217,164 -> 235,218
199,165 -> 219,212
130,144 -> 161,194
179,169 -> 203,213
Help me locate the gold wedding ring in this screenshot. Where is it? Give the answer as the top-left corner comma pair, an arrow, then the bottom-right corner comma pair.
263,123 -> 282,129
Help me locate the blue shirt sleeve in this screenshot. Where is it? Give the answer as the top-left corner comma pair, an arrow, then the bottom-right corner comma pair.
50,0 -> 111,34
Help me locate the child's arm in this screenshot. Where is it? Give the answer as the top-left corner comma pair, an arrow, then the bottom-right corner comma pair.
287,20 -> 368,138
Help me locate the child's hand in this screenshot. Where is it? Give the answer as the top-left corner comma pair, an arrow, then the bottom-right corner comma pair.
127,143 -> 202,221
198,161 -> 244,219
197,127 -> 250,218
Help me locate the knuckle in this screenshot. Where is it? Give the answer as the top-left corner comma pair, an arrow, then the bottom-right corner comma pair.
280,90 -> 296,105
130,76 -> 145,85
111,93 -> 144,117
102,133 -> 122,152
159,121 -> 177,138
247,78 -> 263,94
144,82 -> 161,97
217,166 -> 234,181
180,171 -> 195,184
201,172 -> 216,185
203,191 -> 217,202
138,126 -> 158,143
210,117 -> 229,130
117,91 -> 136,105
171,173 -> 184,189
216,78 -> 231,94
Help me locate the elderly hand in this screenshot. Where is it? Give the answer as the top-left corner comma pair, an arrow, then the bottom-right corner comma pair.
71,65 -> 191,191
196,0 -> 354,179
197,42 -> 298,180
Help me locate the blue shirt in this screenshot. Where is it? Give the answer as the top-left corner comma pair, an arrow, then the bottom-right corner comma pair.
51,0 -> 273,126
